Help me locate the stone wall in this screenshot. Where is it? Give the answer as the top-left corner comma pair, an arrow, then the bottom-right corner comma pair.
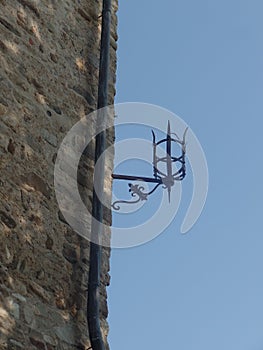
0,0 -> 117,349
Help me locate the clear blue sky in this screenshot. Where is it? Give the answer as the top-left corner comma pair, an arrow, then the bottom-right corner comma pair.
108,1 -> 263,349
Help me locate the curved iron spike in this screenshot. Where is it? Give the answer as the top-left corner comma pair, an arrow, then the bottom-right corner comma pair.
146,182 -> 162,196
171,132 -> 180,140
166,121 -> 172,179
183,127 -> 188,142
182,127 -> 188,153
152,130 -> 157,178
112,197 -> 142,211
151,130 -> 156,144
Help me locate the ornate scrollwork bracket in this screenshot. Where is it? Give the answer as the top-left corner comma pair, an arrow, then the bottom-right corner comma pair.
112,182 -> 162,210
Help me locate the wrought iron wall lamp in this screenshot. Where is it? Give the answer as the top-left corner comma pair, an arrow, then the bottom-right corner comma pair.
112,121 -> 188,210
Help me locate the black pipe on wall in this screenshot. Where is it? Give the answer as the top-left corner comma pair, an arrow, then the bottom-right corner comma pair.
87,1 -> 112,350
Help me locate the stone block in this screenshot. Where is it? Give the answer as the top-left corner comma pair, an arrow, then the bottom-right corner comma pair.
6,298 -> 20,319
55,324 -> 76,345
24,304 -> 35,325
20,172 -> 52,199
12,293 -> 27,303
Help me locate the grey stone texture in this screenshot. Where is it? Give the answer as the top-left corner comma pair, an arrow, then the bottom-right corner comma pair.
0,0 -> 118,349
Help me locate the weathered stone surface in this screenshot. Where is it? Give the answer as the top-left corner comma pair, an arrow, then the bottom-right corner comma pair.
20,172 -> 51,199
62,243 -> 78,264
45,236 -> 54,250
9,300 -> 20,319
12,293 -> 26,303
41,129 -> 58,147
55,325 -> 76,345
0,0 -> 117,348
9,339 -> 24,349
7,138 -> 15,154
0,210 -> 17,228
27,281 -> 50,303
17,0 -> 40,18
30,336 -> 46,350
24,304 -> 34,325
0,103 -> 7,115
43,334 -> 57,347
0,17 -> 21,37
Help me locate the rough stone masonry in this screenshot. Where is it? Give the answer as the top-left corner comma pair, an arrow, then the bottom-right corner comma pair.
0,0 -> 118,349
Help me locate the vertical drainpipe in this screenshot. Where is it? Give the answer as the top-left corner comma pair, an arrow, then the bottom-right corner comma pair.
87,1 -> 111,350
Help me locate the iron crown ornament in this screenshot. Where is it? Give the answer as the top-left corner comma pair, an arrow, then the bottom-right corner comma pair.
111,121 -> 188,210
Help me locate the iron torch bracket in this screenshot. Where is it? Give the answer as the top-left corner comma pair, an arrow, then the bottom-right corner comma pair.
111,121 -> 188,211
